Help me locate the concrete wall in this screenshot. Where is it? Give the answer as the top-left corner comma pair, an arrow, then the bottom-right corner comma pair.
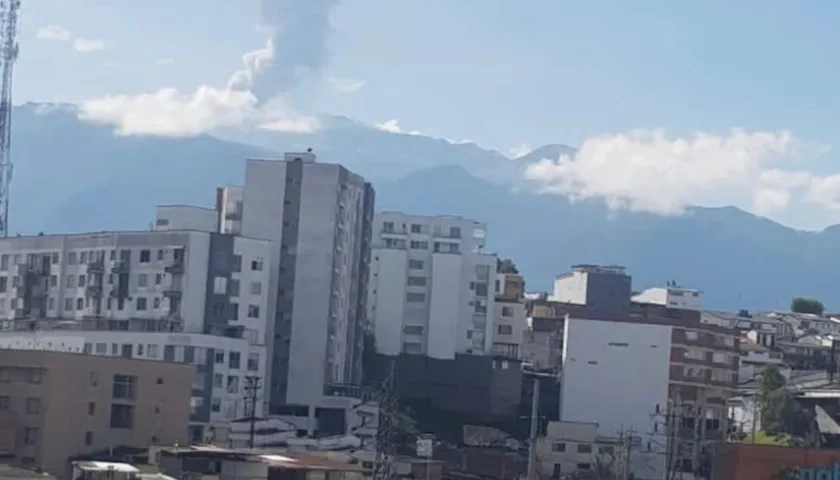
155,206 -> 218,233
560,317 -> 671,479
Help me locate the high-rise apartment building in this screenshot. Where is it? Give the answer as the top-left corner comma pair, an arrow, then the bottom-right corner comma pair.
368,213 -> 497,359
240,152 -> 375,417
0,229 -> 272,443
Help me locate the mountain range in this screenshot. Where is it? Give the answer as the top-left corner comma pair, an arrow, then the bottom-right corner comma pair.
10,102 -> 840,311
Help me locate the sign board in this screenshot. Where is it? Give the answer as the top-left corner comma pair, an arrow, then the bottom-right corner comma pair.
416,437 -> 433,458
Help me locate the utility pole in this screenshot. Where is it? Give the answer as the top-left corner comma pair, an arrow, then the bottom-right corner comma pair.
526,374 -> 540,480
243,375 -> 262,449
623,427 -> 634,480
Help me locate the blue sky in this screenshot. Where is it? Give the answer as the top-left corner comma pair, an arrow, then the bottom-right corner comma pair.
16,0 -> 840,229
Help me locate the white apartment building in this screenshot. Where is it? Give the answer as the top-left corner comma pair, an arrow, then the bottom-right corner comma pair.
240,152 -> 375,422
0,229 -> 272,443
632,286 -> 702,311
368,212 -> 496,359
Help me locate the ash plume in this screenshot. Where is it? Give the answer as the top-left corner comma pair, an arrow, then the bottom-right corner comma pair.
229,0 -> 341,104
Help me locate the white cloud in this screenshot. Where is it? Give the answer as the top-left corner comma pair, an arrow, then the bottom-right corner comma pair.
79,87 -> 258,137
36,25 -> 72,42
375,119 -> 422,135
73,38 -> 105,53
509,143 -> 533,158
523,129 -> 840,219
329,77 -> 366,94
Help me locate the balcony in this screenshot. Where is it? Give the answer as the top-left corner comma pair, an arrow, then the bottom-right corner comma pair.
111,261 -> 129,274
87,260 -> 105,274
164,258 -> 184,275
163,289 -> 182,300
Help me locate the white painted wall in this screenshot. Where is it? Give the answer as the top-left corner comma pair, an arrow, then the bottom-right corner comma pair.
155,205 -> 218,233
428,253 -> 462,359
181,232 -> 211,333
370,248 -> 408,356
632,287 -> 702,311
560,318 -> 672,479
552,272 -> 588,304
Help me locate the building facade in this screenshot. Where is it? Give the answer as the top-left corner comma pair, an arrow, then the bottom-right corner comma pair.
0,230 -> 272,442
240,152 -> 375,417
368,212 -> 496,359
490,273 -> 527,359
0,349 -> 192,478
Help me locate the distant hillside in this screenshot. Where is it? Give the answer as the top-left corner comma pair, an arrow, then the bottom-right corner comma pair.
8,102 -> 840,311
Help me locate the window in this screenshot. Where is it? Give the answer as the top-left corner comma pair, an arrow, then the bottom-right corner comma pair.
23,427 -> 38,445
0,254 -> 7,271
247,305 -> 260,318
27,369 -> 42,384
95,343 -> 107,354
80,251 -> 88,263
411,223 -> 423,233
229,352 -> 241,369
402,342 -> 423,354
552,442 -> 566,452
76,298 -> 84,310
403,325 -> 424,335
251,259 -> 264,271
67,252 -> 77,265
85,431 -> 93,446
577,463 -> 591,471
410,241 -> 428,250
25,397 -> 40,414
450,226 -> 462,238
229,279 -> 240,296
232,254 -> 242,272
0,276 -> 6,293
249,281 -> 262,295
88,402 -> 96,415
78,274 -> 87,287
153,297 -> 160,309
553,464 -> 562,478
407,276 -> 427,287
155,273 -> 162,285
0,396 -> 8,410
49,275 -> 57,287
213,276 -> 227,294
64,298 -> 73,311
497,324 -> 513,335
685,330 -> 699,341
474,283 -> 488,297
136,297 -> 147,310
406,292 -> 425,303
408,260 -> 424,269
502,306 -> 514,316
138,273 -> 148,287
577,444 -> 592,454
213,373 -> 224,388
66,275 -> 75,288
211,397 -> 221,413
215,351 -> 225,364
110,404 -> 135,429
383,221 -> 395,232
0,368 -> 9,382
112,374 -> 137,400
139,249 -> 151,263
247,353 -> 260,371
226,376 -> 240,393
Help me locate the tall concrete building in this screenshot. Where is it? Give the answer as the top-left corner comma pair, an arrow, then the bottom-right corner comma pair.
368,213 -> 496,359
0,229 -> 272,443
240,152 -> 375,419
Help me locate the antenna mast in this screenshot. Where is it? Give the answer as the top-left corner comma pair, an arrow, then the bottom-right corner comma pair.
0,0 -> 20,238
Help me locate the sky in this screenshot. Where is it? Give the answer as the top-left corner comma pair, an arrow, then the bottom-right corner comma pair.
15,0 -> 840,230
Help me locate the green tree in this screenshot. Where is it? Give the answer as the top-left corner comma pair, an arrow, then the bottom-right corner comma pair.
758,365 -> 808,439
497,257 -> 519,274
791,297 -> 825,315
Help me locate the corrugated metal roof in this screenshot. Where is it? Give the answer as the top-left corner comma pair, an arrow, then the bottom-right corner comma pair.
814,405 -> 840,435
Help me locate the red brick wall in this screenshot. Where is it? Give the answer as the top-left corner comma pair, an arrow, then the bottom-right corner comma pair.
712,443 -> 840,479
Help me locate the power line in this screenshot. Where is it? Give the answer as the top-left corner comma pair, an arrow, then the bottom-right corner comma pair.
373,359 -> 398,480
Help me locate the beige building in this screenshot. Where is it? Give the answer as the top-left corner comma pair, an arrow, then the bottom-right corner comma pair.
536,421 -> 625,479
0,349 -> 192,478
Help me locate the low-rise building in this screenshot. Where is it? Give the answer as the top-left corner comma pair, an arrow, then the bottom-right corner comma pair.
632,286 -> 702,311
535,421 -> 625,479
0,349 -> 192,478
490,273 -> 527,359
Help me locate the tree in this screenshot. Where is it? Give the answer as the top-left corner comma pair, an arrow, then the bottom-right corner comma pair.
497,257 -> 519,274
791,297 -> 825,316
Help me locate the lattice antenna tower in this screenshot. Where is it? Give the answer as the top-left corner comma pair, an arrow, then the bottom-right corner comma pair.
0,0 -> 19,238
372,360 -> 398,480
